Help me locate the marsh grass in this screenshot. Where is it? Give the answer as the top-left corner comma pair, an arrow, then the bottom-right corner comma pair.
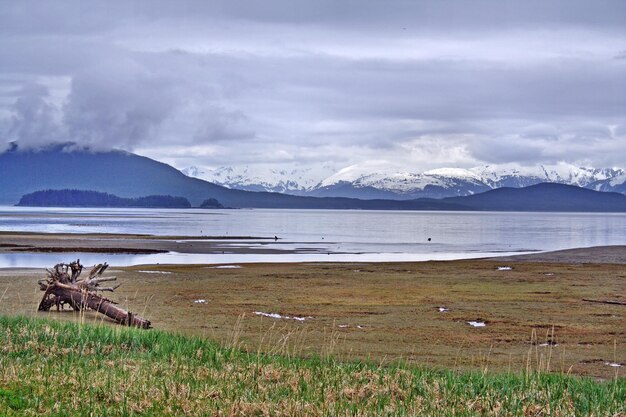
0,315 -> 624,416
2,260 -> 623,379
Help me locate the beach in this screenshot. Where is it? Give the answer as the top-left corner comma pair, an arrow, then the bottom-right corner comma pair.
0,233 -> 623,380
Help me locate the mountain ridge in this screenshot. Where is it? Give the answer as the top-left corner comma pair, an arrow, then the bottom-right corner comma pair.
184,162 -> 626,199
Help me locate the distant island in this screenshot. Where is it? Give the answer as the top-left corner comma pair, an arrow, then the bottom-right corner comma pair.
17,190 -> 192,208
199,198 -> 225,209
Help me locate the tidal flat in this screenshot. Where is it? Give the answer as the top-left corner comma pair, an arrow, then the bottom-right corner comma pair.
1,248 -> 623,380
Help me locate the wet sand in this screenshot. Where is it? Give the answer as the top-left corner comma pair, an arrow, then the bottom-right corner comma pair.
0,232 -> 308,255
1,231 -> 626,263
491,245 -> 626,264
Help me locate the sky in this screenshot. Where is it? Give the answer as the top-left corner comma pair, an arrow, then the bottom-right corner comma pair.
0,0 -> 625,175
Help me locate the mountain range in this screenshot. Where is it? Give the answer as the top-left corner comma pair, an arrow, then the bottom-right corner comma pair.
2,143 -> 626,212
184,163 -> 626,199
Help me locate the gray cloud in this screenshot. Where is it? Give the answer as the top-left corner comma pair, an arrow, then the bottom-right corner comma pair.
63,62 -> 179,149
0,0 -> 625,172
1,83 -> 64,147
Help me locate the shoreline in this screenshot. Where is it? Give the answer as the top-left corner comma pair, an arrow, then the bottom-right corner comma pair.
0,231 -> 625,266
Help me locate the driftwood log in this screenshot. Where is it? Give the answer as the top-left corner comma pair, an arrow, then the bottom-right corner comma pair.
582,298 -> 626,306
38,260 -> 151,329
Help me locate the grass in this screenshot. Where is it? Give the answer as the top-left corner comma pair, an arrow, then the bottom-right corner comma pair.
0,315 -> 624,416
2,260 -> 623,379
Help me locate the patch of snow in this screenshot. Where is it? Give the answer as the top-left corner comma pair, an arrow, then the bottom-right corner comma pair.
468,321 -> 486,327
181,166 -> 206,178
606,362 -> 622,367
254,311 -> 282,319
208,265 -> 242,269
253,311 -> 312,321
137,270 -> 172,274
357,325 -> 365,329
338,324 -> 349,328
497,266 -> 512,271
194,299 -> 207,304
438,307 -> 449,312
609,173 -> 626,187
424,167 -> 483,181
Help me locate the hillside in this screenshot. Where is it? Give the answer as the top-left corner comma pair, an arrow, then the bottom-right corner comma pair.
0,143 -> 227,206
444,183 -> 626,212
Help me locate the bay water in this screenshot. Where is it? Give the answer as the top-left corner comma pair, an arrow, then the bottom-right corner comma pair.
1,207 -> 625,267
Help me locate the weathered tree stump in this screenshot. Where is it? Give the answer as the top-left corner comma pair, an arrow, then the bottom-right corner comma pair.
37,260 -> 151,329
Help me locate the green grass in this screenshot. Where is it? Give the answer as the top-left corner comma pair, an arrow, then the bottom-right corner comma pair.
0,315 -> 623,416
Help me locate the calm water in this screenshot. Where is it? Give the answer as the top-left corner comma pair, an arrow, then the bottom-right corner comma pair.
1,206 -> 625,267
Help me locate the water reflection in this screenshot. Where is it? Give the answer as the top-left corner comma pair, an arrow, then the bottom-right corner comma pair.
0,250 -> 536,268
1,207 -> 625,268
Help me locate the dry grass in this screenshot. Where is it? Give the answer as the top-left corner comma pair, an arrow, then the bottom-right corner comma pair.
1,259 -> 623,379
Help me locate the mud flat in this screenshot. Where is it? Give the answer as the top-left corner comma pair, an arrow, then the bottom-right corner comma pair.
0,231 -> 301,255
491,245 -> 626,264
0,246 -> 623,379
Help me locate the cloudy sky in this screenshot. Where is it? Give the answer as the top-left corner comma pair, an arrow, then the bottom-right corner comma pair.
1,0 -> 625,175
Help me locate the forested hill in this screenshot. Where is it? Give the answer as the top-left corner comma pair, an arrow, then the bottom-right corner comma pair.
17,189 -> 191,208
442,183 -> 626,212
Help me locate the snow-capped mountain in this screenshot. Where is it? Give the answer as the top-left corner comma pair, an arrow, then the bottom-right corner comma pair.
181,166 -> 206,178
470,164 -> 623,189
589,172 -> 626,194
313,163 -> 624,199
181,162 -> 625,199
182,165 -> 335,194
313,166 -> 490,199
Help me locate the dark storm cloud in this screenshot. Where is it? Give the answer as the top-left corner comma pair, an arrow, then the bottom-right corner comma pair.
5,0 -> 623,33
0,0 -> 624,170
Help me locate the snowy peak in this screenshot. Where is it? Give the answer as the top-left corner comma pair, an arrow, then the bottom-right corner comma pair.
181,166 -> 206,178
470,164 -> 624,189
318,165 -> 489,197
423,168 -> 483,182
590,172 -> 626,194
182,164 -> 335,194
319,162 -> 403,188
180,162 -> 625,199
